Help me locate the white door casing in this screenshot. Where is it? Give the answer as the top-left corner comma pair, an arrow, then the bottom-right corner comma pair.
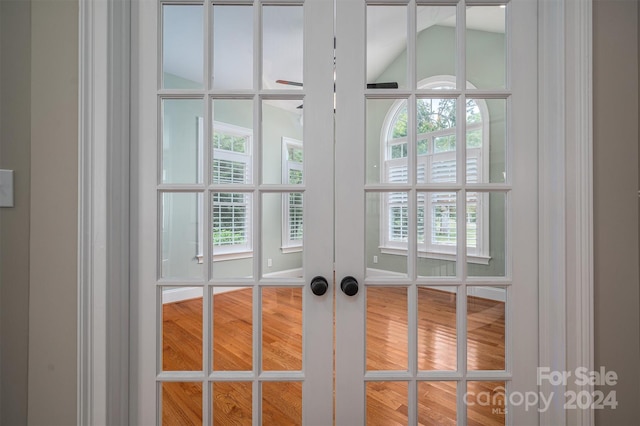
77,0 -> 594,425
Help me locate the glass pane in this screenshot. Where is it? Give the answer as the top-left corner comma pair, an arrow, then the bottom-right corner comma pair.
212,287 -> 252,371
212,382 -> 252,425
418,381 -> 457,425
162,99 -> 204,184
466,381 -> 506,425
467,192 -> 505,277
262,287 -> 303,371
367,287 -> 408,371
262,382 -> 302,424
467,98 -> 506,183
212,99 -> 254,185
262,100 -> 304,184
261,193 -> 303,277
283,138 -> 304,185
417,192 -> 457,277
162,5 -> 203,89
416,7 -> 457,85
366,192 -> 408,278
417,97 -> 457,184
367,5 -> 407,89
162,287 -> 203,371
263,6 -> 303,90
212,6 -> 253,90
161,193 -> 203,279
366,382 -> 408,425
466,6 -> 506,90
467,287 -> 506,371
418,287 -> 457,370
368,99 -> 407,185
162,382 -> 202,425
211,192 -> 253,278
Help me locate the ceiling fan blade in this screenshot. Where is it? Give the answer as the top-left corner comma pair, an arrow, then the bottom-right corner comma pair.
276,79 -> 303,87
367,82 -> 399,89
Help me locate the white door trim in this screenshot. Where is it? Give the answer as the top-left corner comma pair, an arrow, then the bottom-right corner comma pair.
77,0 -> 594,424
538,0 -> 594,425
77,0 -> 130,424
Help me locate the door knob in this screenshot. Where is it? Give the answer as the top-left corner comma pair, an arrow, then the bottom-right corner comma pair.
340,276 -> 358,296
310,276 -> 329,296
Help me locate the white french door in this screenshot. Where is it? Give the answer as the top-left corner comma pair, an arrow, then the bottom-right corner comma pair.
334,1 -> 538,425
133,0 -> 539,424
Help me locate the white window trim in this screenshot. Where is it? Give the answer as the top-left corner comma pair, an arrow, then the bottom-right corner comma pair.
196,121 -> 254,261
379,76 -> 490,264
281,137 -> 304,253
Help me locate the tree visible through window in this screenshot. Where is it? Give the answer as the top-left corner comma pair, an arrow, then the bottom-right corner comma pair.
212,123 -> 252,256
381,77 -> 489,260
282,137 -> 303,251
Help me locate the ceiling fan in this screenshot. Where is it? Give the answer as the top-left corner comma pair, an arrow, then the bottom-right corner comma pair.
276,79 -> 399,108
276,79 -> 399,89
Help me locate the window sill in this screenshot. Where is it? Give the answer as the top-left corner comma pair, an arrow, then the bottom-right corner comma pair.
196,251 -> 253,264
379,247 -> 491,265
281,245 -> 303,254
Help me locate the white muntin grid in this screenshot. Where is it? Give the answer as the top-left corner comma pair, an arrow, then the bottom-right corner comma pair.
155,1 -> 310,425
153,0 -> 514,424
362,0 -> 512,425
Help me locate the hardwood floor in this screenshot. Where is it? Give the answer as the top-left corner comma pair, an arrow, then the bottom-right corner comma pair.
162,287 -> 505,425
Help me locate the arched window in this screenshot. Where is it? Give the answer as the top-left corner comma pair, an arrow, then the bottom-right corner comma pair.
380,76 -> 490,263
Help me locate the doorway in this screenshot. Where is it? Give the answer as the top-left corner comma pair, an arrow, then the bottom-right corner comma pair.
132,0 -> 539,424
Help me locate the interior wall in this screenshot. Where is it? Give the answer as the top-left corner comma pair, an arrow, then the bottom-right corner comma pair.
160,92 -> 304,283
593,0 -> 640,423
0,1 -> 637,423
27,0 -> 78,424
0,0 -> 31,423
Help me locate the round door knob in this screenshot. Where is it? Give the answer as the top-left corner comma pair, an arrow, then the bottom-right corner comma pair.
340,276 -> 358,296
310,276 -> 329,296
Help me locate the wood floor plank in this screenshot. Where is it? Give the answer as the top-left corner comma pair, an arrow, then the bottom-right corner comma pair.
161,286 -> 505,425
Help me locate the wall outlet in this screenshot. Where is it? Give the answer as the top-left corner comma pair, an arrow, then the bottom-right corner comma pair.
373,255 -> 378,264
267,258 -> 273,267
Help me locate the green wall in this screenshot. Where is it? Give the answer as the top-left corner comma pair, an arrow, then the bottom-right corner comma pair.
162,73 -> 303,280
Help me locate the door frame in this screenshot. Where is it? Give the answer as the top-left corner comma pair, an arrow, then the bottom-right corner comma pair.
77,1 -> 594,424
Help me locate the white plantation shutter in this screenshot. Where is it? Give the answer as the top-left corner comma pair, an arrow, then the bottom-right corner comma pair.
288,192 -> 303,241
386,159 -> 409,244
430,155 -> 456,183
212,192 -> 250,249
381,92 -> 488,260
212,125 -> 252,255
383,125 -> 487,257
466,148 -> 480,251
430,192 -> 457,246
283,138 -> 303,250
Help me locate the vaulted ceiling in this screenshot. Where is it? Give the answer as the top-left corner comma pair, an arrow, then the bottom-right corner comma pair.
163,6 -> 505,96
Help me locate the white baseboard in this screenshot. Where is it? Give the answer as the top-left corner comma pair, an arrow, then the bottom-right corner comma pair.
262,267 -> 303,278
162,267 -> 304,304
365,268 -> 506,302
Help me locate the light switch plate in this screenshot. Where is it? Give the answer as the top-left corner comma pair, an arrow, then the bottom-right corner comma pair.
0,170 -> 14,207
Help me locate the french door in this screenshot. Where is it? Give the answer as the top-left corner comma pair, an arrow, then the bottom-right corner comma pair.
133,0 -> 538,424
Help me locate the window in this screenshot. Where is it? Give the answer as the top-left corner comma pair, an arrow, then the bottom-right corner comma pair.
212,122 -> 252,259
282,137 -> 303,252
381,77 -> 490,263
